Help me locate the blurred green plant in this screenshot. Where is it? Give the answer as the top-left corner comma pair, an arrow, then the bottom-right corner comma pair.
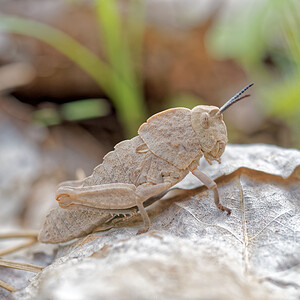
0,0 -> 147,137
165,93 -> 204,110
32,99 -> 110,126
207,0 -> 300,146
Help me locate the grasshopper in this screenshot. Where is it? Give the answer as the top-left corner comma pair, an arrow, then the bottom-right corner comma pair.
39,84 -> 253,243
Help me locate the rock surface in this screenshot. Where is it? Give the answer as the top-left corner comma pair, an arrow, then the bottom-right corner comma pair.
0,112 -> 41,225
12,144 -> 300,300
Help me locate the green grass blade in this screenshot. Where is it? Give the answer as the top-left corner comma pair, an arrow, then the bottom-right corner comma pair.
95,0 -> 147,136
0,16 -> 111,91
0,15 -> 147,136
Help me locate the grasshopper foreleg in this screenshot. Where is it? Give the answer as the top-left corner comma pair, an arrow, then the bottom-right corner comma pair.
191,169 -> 231,215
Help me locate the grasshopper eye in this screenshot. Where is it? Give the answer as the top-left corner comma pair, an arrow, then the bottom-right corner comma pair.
200,112 -> 210,129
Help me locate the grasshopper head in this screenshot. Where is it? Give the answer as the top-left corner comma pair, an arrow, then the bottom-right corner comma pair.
191,83 -> 253,164
191,105 -> 227,164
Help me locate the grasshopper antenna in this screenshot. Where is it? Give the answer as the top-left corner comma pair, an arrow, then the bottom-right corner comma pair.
217,83 -> 254,115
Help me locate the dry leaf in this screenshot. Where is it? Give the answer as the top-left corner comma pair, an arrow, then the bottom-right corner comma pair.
13,144 -> 300,300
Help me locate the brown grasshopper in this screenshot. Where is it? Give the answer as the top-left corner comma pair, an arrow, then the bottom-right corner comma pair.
39,84 -> 253,243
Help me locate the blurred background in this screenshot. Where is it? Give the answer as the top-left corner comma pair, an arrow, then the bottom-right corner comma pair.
0,0 -> 299,230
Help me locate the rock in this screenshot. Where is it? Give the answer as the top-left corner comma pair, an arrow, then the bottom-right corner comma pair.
12,144 -> 300,299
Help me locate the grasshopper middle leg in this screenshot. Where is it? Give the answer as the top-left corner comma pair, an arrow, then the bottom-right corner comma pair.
136,182 -> 173,234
